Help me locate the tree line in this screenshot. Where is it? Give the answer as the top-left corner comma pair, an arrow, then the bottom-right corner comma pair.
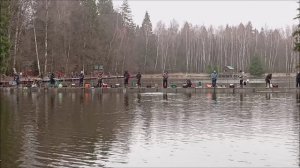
0,0 -> 298,76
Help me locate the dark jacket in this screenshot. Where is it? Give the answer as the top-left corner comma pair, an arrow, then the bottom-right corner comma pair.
297,73 -> 300,82
50,73 -> 55,84
124,72 -> 130,79
265,74 -> 272,81
186,79 -> 192,87
136,73 -> 141,80
163,73 -> 168,80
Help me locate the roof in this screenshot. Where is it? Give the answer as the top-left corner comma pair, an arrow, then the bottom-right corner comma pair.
225,66 -> 234,70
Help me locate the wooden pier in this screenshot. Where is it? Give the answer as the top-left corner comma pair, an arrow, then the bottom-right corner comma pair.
1,87 -> 300,94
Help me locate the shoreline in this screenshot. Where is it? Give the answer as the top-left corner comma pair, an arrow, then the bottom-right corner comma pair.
1,87 -> 300,94
142,73 -> 297,79
0,72 -> 297,82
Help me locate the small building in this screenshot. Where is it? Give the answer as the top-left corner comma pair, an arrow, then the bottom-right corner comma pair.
220,66 -> 236,78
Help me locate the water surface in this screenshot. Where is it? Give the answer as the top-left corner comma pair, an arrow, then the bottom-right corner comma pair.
1,90 -> 299,167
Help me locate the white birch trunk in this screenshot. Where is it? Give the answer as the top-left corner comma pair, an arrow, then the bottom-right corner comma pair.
44,0 -> 49,75
33,20 -> 41,76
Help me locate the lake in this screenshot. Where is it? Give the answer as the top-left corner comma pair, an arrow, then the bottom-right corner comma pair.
1,90 -> 299,167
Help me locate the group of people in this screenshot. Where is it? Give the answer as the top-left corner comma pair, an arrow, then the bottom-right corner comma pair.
123,71 -> 142,88
210,70 -> 248,88
124,70 -> 300,89
49,71 -> 84,87
11,69 -> 300,88
211,70 -> 300,88
123,71 -> 191,88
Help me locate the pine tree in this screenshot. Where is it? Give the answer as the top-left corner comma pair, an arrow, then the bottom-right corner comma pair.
249,56 -> 264,76
0,0 -> 10,74
141,11 -> 152,35
140,11 -> 153,72
98,0 -> 114,15
293,1 -> 300,69
120,0 -> 134,29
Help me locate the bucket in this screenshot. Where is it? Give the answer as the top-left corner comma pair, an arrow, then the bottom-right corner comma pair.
85,83 -> 91,88
132,81 -> 136,87
102,83 -> 108,88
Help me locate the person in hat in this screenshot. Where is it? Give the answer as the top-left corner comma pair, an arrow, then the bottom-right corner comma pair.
162,71 -> 168,88
211,70 -> 218,88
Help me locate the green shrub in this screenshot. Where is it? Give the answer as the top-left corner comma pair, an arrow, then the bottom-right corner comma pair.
249,56 -> 264,76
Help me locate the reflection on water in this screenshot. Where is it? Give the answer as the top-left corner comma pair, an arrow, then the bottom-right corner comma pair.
265,93 -> 271,100
163,93 -> 168,100
1,90 -> 299,167
137,93 -> 141,104
212,90 -> 217,101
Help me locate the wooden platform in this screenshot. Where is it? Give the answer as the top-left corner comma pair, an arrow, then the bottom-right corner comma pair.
1,87 -> 300,94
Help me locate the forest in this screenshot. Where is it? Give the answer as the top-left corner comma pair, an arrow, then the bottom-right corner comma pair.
0,0 -> 298,77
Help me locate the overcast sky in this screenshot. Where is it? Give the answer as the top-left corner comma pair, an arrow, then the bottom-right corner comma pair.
113,0 -> 298,30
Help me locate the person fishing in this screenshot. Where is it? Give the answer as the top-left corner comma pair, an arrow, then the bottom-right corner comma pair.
163,71 -> 168,88
14,73 -> 20,86
239,70 -> 245,88
98,72 -> 103,87
211,70 -> 218,88
183,79 -> 192,88
265,73 -> 272,88
296,72 -> 300,88
187,79 -> 192,87
136,72 -> 142,87
124,70 -> 130,87
79,71 -> 84,87
50,72 -> 55,86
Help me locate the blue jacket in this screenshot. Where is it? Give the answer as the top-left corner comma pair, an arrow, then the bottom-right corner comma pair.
211,72 -> 218,80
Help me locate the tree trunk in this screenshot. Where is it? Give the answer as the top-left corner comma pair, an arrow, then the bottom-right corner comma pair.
44,0 -> 49,75
65,41 -> 70,75
33,20 -> 41,76
13,7 -> 20,69
154,34 -> 159,72
144,30 -> 149,73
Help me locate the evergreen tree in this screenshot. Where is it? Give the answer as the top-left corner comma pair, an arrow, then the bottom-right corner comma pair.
120,0 -> 135,29
97,0 -> 119,71
249,56 -> 264,76
98,0 -> 114,15
141,11 -> 152,35
293,2 -> 300,69
140,11 -> 153,72
0,0 -> 10,74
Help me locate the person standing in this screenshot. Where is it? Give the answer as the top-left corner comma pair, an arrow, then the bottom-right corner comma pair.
79,71 -> 84,87
163,71 -> 168,88
265,73 -> 272,88
98,72 -> 103,87
296,72 -> 300,88
239,70 -> 245,87
124,71 -> 130,87
136,72 -> 142,87
211,70 -> 218,88
50,72 -> 55,86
